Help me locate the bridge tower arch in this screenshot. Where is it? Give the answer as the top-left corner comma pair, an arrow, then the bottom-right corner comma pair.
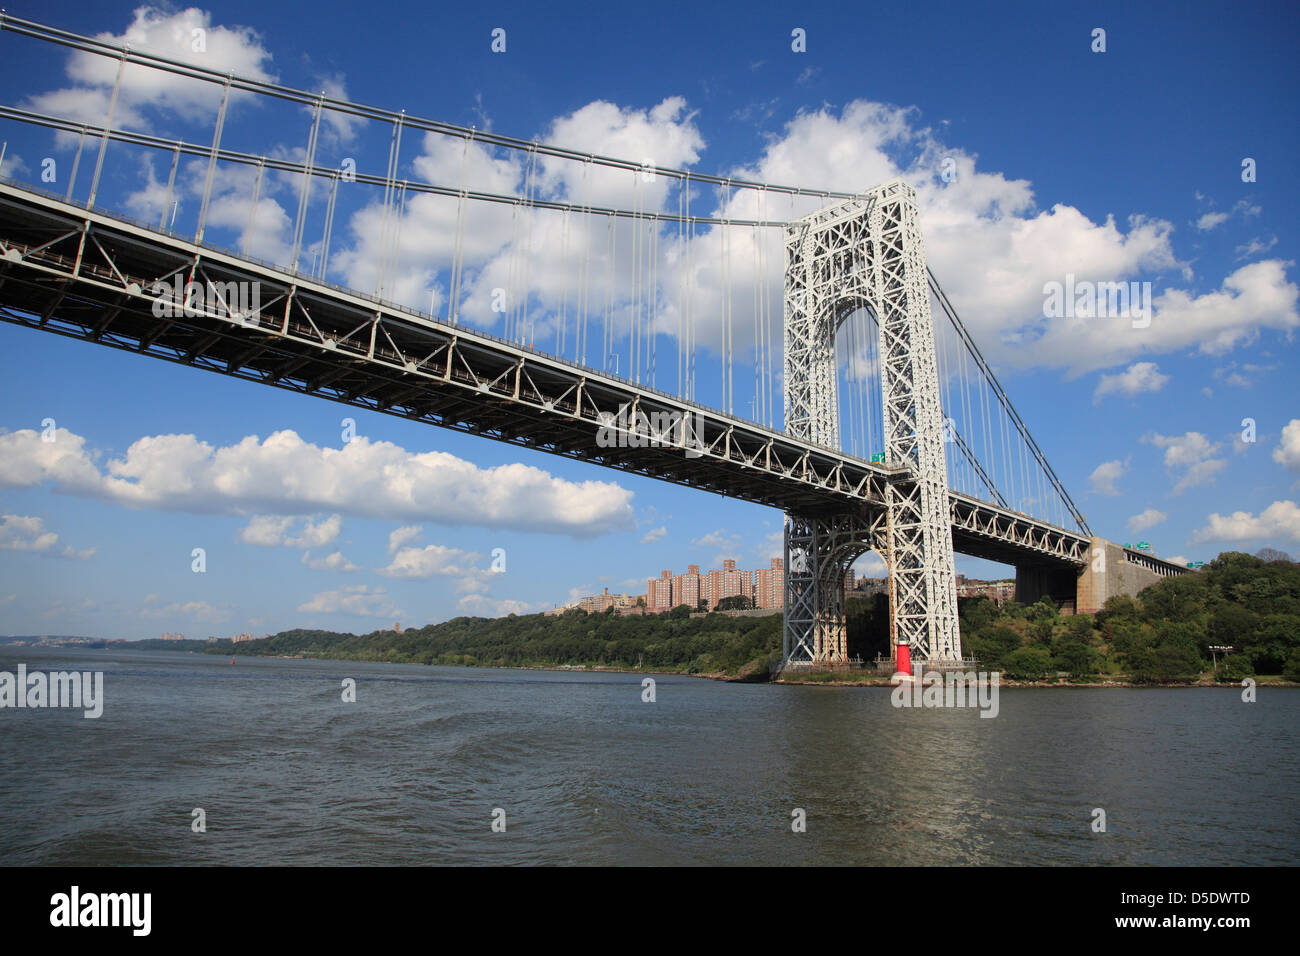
782,180 -> 962,668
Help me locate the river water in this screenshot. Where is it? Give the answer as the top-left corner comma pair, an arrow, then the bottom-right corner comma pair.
1,645 -> 1295,865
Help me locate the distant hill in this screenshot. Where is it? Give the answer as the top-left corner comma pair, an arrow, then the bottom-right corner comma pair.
198,612 -> 785,678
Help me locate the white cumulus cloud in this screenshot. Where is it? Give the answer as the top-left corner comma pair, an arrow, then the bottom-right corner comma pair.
1192,500 -> 1300,545
380,544 -> 481,580
0,427 -> 634,538
1274,419 -> 1300,473
1093,362 -> 1169,404
1089,460 -> 1127,496
1127,508 -> 1168,534
301,550 -> 360,572
298,585 -> 400,618
1145,432 -> 1228,495
0,514 -> 94,560
240,514 -> 341,548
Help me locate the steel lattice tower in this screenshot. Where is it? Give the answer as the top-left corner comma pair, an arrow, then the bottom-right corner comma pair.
782,180 -> 961,667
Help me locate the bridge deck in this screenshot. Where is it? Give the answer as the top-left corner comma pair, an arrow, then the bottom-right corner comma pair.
0,180 -> 1159,572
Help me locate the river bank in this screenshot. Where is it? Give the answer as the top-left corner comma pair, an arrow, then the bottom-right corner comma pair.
773,672 -> 1298,688
243,650 -> 1295,688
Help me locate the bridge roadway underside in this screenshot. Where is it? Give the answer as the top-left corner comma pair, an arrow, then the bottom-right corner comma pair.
0,182 -> 1156,579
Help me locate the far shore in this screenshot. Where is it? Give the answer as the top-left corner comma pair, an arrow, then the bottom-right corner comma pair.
147,646 -> 1297,688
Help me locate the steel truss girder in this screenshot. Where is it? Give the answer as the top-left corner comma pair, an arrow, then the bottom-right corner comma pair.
948,492 -> 1090,565
782,510 -> 886,664
0,182 -> 1170,602
0,182 -> 904,515
783,180 -> 961,663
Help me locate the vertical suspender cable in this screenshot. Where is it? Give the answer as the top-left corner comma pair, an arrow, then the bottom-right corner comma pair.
558,207 -> 570,357
521,145 -> 538,346
649,205 -> 658,389
375,113 -> 403,298
87,53 -> 126,210
243,158 -> 264,257
158,140 -> 179,231
681,176 -> 691,395
67,127 -> 87,201
631,168 -> 641,382
318,170 -> 339,278
290,93 -> 324,273
578,161 -> 592,366
194,74 -> 232,244
449,131 -> 472,324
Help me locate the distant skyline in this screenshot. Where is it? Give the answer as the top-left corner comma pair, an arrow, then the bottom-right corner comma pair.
0,0 -> 1297,638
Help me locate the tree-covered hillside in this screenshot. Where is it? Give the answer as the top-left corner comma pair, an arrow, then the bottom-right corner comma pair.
179,550 -> 1299,683
212,605 -> 784,678
958,551 -> 1300,681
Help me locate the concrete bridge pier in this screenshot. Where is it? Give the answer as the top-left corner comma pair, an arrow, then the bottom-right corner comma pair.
1015,537 -> 1184,616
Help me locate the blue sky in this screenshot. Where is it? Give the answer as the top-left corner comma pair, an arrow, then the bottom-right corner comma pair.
0,0 -> 1297,638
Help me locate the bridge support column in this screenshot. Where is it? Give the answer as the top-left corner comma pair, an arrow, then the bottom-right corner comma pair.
782,512 -> 877,666
782,180 -> 962,668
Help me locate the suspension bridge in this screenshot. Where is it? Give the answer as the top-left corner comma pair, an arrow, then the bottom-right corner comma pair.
0,14 -> 1188,674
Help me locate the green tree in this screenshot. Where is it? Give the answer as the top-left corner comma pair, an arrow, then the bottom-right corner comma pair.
1216,654 -> 1254,681
1126,643 -> 1160,683
1051,640 -> 1098,676
715,595 -> 754,611
959,596 -> 998,633
1282,649 -> 1300,683
1152,641 -> 1203,680
1003,646 -> 1052,679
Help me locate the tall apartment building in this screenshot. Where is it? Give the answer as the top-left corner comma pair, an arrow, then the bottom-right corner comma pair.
647,570 -> 675,612
578,588 -> 635,613
672,565 -> 702,611
704,559 -> 754,609
645,558 -> 782,612
754,557 -> 785,610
